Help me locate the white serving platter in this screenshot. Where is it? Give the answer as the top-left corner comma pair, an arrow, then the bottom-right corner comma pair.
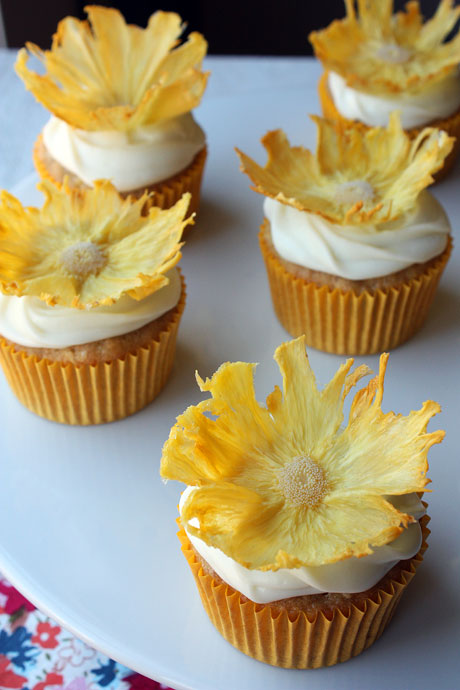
0,58 -> 459,690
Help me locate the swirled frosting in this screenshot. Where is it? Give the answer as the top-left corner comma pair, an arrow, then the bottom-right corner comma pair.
0,269 -> 181,348
264,191 -> 449,280
180,488 -> 425,604
328,70 -> 460,129
42,114 -> 206,192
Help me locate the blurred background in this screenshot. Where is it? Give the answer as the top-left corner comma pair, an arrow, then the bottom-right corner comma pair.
0,0 -> 456,53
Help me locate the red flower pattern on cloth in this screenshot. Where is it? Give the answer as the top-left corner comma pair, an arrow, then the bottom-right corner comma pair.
0,655 -> 27,689
32,673 -> 63,690
123,674 -> 170,690
0,578 -> 173,690
0,580 -> 35,616
32,623 -> 60,650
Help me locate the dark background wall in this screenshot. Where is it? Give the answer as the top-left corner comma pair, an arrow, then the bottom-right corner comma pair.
2,0 -> 458,53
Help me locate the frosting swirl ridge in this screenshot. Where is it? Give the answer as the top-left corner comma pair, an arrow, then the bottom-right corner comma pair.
43,114 -> 206,192
265,191 -> 450,280
0,268 -> 181,348
181,488 -> 425,604
328,70 -> 460,129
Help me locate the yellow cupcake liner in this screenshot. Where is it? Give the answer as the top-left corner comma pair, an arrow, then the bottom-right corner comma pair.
33,134 -> 207,217
0,280 -> 186,425
259,221 -> 451,355
318,71 -> 460,182
179,516 -> 429,669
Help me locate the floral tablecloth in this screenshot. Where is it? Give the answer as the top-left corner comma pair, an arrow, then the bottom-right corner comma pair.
0,577 -> 172,690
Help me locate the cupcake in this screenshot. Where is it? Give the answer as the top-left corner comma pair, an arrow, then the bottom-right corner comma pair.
236,113 -> 453,355
161,337 -> 443,669
310,0 -> 460,181
0,180 -> 193,425
16,6 -> 209,215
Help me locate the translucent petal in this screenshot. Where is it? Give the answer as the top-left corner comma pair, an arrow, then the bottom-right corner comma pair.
269,338 -> 364,458
323,354 -> 445,495
183,484 -> 287,569
161,360 -> 284,488
15,8 -> 208,131
236,113 -> 453,225
0,181 -> 191,308
280,493 -> 411,567
310,0 -> 460,95
182,483 -> 264,539
160,339 -> 444,569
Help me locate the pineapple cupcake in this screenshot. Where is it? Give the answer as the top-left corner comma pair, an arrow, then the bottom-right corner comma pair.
16,7 -> 209,215
0,180 -> 192,425
310,0 -> 460,181
236,113 -> 453,355
161,337 -> 443,669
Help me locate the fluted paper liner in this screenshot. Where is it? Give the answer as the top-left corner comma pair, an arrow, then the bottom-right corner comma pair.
179,515 -> 429,669
318,71 -> 460,182
0,280 -> 186,425
33,134 -> 207,217
259,221 -> 451,355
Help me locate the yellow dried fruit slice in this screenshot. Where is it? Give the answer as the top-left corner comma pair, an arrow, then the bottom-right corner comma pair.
236,113 -> 453,224
161,337 -> 444,570
16,7 -> 208,131
0,179 -> 192,308
310,0 -> 460,95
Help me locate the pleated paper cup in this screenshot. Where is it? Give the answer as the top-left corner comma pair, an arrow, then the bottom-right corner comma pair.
0,280 -> 186,426
179,516 -> 429,669
33,134 -> 207,217
259,220 -> 452,355
318,71 -> 460,182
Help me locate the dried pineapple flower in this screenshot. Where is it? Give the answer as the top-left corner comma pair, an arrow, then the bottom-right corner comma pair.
0,179 -> 192,309
236,113 -> 453,225
15,6 -> 209,131
161,337 -> 444,571
310,0 -> 460,95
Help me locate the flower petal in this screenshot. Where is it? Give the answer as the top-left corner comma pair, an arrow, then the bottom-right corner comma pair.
270,337 -> 370,460
161,339 -> 443,570
310,0 -> 460,94
161,360 -> 282,487
15,8 -> 208,131
236,114 -> 453,225
0,181 -> 190,308
288,493 -> 411,566
323,353 -> 444,495
182,483 -> 263,539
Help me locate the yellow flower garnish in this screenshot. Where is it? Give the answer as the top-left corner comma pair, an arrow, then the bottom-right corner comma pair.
310,0 -> 460,95
236,113 -> 453,224
15,6 -> 208,131
161,337 -> 444,571
0,179 -> 192,309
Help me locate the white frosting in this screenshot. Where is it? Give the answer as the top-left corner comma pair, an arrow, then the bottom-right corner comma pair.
328,70 -> 460,129
264,191 -> 449,280
42,114 -> 206,192
180,488 -> 425,604
0,268 -> 181,349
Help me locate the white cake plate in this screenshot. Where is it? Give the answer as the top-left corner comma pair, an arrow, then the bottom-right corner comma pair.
0,59 -> 459,690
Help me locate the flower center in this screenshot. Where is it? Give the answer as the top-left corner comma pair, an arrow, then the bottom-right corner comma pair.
334,180 -> 375,206
60,242 -> 106,278
376,43 -> 412,64
278,455 -> 327,508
